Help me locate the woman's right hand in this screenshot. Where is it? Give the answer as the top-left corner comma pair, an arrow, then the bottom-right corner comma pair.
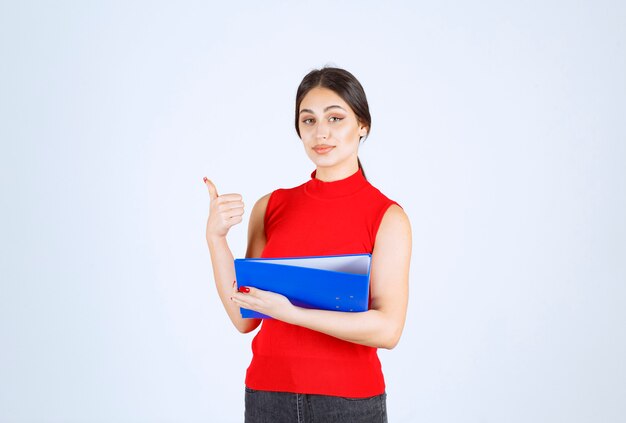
203,177 -> 245,241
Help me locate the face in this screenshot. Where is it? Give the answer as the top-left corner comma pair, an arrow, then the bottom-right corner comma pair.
298,86 -> 368,170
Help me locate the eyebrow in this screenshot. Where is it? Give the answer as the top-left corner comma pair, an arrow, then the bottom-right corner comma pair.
299,105 -> 346,115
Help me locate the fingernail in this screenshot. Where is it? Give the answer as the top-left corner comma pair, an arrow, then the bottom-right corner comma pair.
238,286 -> 250,293
203,177 -> 207,183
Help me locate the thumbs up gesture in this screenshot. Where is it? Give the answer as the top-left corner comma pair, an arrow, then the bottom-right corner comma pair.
203,177 -> 245,240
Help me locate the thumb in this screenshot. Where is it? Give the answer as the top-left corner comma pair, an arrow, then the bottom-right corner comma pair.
203,177 -> 219,200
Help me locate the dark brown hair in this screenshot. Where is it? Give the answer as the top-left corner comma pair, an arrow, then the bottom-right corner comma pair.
295,66 -> 371,180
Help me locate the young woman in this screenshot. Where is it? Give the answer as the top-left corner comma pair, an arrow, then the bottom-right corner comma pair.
204,67 -> 411,423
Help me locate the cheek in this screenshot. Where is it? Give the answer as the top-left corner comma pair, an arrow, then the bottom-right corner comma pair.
299,133 -> 311,147
336,123 -> 361,142
298,123 -> 311,136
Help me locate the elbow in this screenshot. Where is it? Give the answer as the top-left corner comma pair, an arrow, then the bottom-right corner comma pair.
368,312 -> 405,349
379,326 -> 403,350
380,336 -> 400,350
236,325 -> 251,334
234,318 -> 260,334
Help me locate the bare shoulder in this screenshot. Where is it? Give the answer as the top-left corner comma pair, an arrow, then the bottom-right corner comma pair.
254,192 -> 272,210
379,204 -> 411,234
373,204 -> 412,256
250,192 -> 272,223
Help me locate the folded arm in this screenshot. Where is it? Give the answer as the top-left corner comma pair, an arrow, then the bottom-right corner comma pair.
231,204 -> 412,349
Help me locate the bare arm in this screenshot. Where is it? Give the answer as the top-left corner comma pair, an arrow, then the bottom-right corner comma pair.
232,204 -> 412,349
245,193 -> 271,260
204,177 -> 270,334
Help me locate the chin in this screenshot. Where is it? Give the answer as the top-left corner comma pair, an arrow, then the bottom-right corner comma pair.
309,157 -> 339,168
306,150 -> 354,169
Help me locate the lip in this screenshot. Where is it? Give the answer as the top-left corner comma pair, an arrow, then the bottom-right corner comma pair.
313,145 -> 335,154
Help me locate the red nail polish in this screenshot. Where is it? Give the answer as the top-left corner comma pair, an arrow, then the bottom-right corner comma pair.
203,177 -> 207,182
238,286 -> 250,293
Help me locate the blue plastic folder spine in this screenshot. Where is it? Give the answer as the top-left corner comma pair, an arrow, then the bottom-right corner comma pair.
234,254 -> 371,319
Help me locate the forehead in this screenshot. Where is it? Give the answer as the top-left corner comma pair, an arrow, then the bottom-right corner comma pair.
299,87 -> 351,112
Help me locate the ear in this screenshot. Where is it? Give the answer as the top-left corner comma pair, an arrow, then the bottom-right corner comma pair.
358,123 -> 368,138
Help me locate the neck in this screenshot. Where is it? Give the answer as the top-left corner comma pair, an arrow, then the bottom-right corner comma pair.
314,160 -> 359,182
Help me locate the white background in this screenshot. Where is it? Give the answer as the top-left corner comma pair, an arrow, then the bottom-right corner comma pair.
1,1 -> 625,422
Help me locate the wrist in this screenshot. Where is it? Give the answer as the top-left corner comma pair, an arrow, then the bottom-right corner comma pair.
287,304 -> 306,326
206,233 -> 227,249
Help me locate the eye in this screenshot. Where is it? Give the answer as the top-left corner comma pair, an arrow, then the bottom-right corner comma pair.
329,116 -> 343,123
302,118 -> 315,125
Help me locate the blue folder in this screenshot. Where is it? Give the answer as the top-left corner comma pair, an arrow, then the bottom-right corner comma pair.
234,253 -> 372,319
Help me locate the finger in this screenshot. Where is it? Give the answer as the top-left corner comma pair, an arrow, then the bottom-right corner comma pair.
239,286 -> 265,296
231,292 -> 253,306
216,193 -> 243,202
223,207 -> 245,219
204,178 -> 219,200
216,200 -> 244,211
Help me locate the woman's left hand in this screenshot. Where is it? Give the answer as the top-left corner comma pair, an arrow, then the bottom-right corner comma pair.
231,286 -> 296,321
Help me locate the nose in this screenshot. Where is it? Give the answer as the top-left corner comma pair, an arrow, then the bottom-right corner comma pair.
315,121 -> 329,139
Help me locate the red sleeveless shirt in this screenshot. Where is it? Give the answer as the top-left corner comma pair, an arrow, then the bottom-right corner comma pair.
244,168 -> 399,397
